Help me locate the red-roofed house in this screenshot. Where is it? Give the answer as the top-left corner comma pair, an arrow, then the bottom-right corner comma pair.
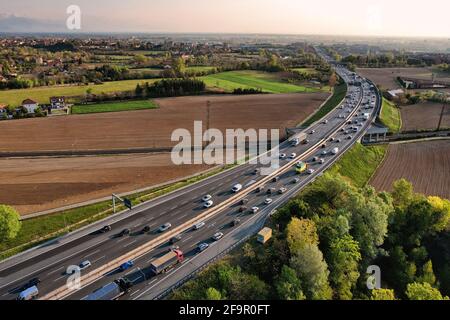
22,99 -> 39,114
0,104 -> 7,114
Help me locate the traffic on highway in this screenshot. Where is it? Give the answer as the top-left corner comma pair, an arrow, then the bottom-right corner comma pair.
0,48 -> 381,301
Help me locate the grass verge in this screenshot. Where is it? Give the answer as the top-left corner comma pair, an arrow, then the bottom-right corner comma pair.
71,100 -> 158,114
0,165 -> 234,261
301,82 -> 347,127
380,98 -> 402,133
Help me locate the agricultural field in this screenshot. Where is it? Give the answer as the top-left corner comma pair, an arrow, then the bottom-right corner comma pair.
0,153 -> 211,216
0,93 -> 329,153
380,98 -> 402,133
400,101 -> 450,132
72,100 -> 158,114
0,79 -> 159,107
201,70 -> 325,93
370,140 -> 450,199
186,66 -> 217,73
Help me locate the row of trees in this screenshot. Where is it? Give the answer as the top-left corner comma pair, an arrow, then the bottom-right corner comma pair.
171,174 -> 450,300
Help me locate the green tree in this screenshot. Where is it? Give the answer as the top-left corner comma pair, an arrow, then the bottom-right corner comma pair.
290,244 -> 333,300
327,235 -> 362,300
0,205 -> 21,242
392,179 -> 414,210
418,260 -> 437,286
173,57 -> 186,76
370,289 -> 396,300
275,265 -> 306,300
205,287 -> 223,300
286,218 -> 319,253
405,282 -> 448,300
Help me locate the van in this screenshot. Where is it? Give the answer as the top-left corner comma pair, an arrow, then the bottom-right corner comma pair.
18,286 -> 39,300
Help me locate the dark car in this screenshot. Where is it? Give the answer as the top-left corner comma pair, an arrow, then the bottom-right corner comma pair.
230,219 -> 241,227
119,229 -> 131,237
170,235 -> 182,244
272,176 -> 280,183
100,225 -> 111,233
239,206 -> 248,213
255,186 -> 264,193
240,198 -> 249,205
267,188 -> 277,195
141,226 -> 151,234
22,278 -> 40,290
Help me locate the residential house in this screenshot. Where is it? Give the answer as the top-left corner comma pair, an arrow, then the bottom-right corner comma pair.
22,99 -> 39,114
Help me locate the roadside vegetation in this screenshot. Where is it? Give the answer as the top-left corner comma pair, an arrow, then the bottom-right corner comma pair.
0,165 -> 235,261
301,82 -> 347,127
380,98 -> 402,133
71,100 -> 158,114
170,143 -> 450,300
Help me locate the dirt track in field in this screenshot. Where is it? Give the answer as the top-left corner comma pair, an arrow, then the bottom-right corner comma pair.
0,153 -> 211,216
0,93 -> 329,153
400,102 -> 450,132
370,140 -> 450,199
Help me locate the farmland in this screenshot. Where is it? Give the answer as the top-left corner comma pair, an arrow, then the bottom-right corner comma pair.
0,93 -> 329,153
0,79 -> 158,107
400,101 -> 450,131
201,70 -> 325,93
71,100 -> 158,114
370,140 -> 450,199
0,153 -> 211,215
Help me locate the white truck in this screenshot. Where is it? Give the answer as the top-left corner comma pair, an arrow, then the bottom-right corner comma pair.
290,133 -> 307,147
331,147 -> 339,155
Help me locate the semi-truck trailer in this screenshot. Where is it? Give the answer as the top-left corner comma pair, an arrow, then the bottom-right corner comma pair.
150,249 -> 184,275
82,278 -> 132,300
290,133 -> 307,147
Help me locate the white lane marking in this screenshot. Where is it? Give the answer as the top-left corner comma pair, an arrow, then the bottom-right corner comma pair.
181,235 -> 193,243
2,292 -> 10,297
130,289 -> 141,296
91,256 -> 106,264
46,267 -> 65,276
148,279 -> 158,285
176,213 -> 187,221
116,237 -> 129,243
84,249 -> 101,259
53,275 -> 67,282
125,268 -> 137,276
123,240 -> 137,248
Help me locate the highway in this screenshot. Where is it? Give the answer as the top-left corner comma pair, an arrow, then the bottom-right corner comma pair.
0,49 -> 381,301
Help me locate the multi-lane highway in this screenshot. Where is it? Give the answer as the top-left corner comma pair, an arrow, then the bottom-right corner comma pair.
0,49 -> 381,301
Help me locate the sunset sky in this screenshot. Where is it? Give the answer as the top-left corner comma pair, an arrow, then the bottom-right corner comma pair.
1,0 -> 449,37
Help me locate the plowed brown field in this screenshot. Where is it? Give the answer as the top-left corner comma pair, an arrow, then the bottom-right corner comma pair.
370,140 -> 450,199
400,102 -> 450,131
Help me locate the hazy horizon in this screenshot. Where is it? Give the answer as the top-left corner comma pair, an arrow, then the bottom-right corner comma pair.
1,0 -> 450,38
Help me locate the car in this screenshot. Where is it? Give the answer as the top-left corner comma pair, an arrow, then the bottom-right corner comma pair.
240,198 -> 249,205
267,188 -> 277,195
170,235 -> 182,244
119,229 -> 131,237
99,225 -> 111,233
313,156 -> 319,162
278,187 -> 287,194
22,278 -> 41,290
279,153 -> 287,159
321,143 -> 327,148
255,186 -> 264,193
212,232 -> 224,241
319,158 -> 325,164
340,128 -> 345,132
272,176 -> 280,183
251,207 -> 260,214
203,200 -> 214,208
323,119 -> 329,124
321,150 -> 328,155
310,130 -> 316,134
194,222 -> 206,230
230,219 -> 241,227
158,223 -> 172,233
232,184 -> 243,193
347,135 -> 353,140
141,226 -> 151,234
330,137 -> 336,142
265,198 -> 273,205
253,168 -> 260,175
292,178 -> 300,184
79,260 -> 92,270
197,243 -> 209,252
239,206 -> 248,212
119,261 -> 134,272
307,169 -> 315,174
290,153 -> 297,159
302,139 -> 310,145
202,194 -> 212,202
336,139 -> 342,143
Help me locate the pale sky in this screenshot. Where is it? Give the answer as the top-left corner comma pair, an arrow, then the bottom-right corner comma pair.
1,0 -> 449,37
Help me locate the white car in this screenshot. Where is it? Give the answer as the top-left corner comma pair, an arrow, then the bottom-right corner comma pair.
232,184 -> 243,193
197,243 -> 209,252
265,198 -> 273,205
279,153 -> 287,159
79,260 -> 91,271
158,223 -> 172,233
290,153 -> 297,159
203,200 -> 214,208
251,207 -> 259,214
194,222 -> 206,230
319,158 -> 325,164
212,232 -> 224,241
310,130 -> 316,134
307,169 -> 315,174
323,119 -> 328,124
202,194 -> 212,202
321,150 -> 328,156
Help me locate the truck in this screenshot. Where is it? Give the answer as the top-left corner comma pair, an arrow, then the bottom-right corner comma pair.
17,286 -> 39,300
82,278 -> 132,301
150,249 -> 184,275
290,133 -> 307,147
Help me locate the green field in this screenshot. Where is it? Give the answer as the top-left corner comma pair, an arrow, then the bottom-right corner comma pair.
380,98 -> 402,133
0,79 -> 158,107
186,66 -> 217,73
71,100 -> 158,114
201,70 -> 324,93
291,67 -> 317,75
301,82 -> 347,127
328,142 -> 388,188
